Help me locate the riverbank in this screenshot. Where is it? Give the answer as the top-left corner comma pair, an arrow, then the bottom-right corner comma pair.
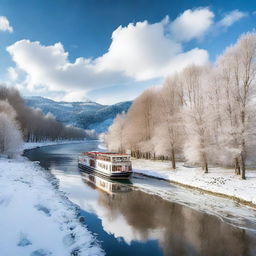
0,147 -> 103,255
23,140 -> 86,151
132,159 -> 256,207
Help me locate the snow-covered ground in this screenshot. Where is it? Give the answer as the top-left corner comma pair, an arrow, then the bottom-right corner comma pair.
132,159 -> 256,206
0,156 -> 104,256
23,140 -> 85,151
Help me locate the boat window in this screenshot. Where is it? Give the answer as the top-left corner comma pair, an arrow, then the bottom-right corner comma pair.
112,165 -> 123,172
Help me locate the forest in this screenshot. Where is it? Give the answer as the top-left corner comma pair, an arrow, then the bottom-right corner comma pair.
105,32 -> 256,179
0,86 -> 86,157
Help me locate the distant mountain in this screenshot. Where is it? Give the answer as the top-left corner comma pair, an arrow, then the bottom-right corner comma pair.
24,96 -> 132,133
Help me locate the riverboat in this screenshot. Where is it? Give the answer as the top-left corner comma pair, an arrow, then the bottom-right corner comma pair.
78,152 -> 133,179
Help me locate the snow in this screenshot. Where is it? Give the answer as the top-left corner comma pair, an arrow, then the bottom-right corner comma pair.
97,143 -> 107,151
23,140 -> 85,151
60,103 -> 73,107
79,102 -> 99,106
132,159 -> 256,206
0,156 -> 104,256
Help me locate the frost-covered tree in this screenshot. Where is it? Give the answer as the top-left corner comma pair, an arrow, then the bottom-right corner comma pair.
105,112 -> 127,153
123,88 -> 157,158
0,86 -> 86,142
0,100 -> 23,157
181,65 -> 215,173
214,50 -> 241,172
153,75 -> 184,168
216,33 -> 256,179
0,99 -> 16,119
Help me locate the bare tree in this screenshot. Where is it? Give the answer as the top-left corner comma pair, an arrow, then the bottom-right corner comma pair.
181,65 -> 214,173
123,88 -> 157,159
153,75 -> 184,168
105,112 -> 127,153
0,86 -> 86,142
216,33 -> 256,179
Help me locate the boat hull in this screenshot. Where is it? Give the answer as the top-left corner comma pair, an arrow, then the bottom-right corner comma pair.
78,163 -> 132,179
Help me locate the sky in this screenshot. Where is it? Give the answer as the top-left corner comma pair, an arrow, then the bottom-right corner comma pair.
0,0 -> 255,104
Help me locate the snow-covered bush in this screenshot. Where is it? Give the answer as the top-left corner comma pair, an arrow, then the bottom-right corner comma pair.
0,100 -> 23,158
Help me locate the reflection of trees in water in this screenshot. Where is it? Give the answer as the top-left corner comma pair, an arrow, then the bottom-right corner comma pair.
98,190 -> 256,256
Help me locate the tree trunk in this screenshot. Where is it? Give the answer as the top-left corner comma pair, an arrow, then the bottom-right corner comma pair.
240,154 -> 246,180
171,148 -> 176,169
240,110 -> 246,179
235,157 -> 241,175
204,162 -> 208,173
202,152 -> 208,173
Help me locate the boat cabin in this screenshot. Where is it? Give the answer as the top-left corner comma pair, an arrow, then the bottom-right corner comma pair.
78,152 -> 132,178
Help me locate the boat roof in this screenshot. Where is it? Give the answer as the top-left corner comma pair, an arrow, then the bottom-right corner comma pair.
83,152 -> 130,156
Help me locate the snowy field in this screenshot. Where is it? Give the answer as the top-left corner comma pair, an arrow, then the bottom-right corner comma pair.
132,159 -> 256,206
0,156 -> 104,256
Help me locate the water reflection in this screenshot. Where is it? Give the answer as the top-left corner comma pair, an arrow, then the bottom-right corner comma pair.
96,184 -> 256,256
81,171 -> 132,195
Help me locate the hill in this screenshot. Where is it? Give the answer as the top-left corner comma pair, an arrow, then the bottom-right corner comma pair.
24,96 -> 132,133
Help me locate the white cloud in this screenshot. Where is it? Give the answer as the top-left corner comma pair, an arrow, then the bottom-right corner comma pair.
7,9 -> 211,101
169,8 -> 214,41
218,10 -> 247,27
0,16 -> 13,33
62,90 -> 89,102
97,19 -> 208,81
7,40 -> 128,93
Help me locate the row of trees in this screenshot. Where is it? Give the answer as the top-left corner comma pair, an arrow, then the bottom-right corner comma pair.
0,86 -> 86,142
0,86 -> 87,157
105,32 -> 256,179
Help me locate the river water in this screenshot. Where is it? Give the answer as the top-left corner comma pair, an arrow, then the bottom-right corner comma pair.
24,141 -> 256,256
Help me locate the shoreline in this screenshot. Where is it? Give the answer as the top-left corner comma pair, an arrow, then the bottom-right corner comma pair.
132,159 -> 256,208
23,139 -> 88,152
134,172 -> 256,208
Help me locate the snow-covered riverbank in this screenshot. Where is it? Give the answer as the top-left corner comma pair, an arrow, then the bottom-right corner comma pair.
0,154 -> 103,255
133,159 -> 256,206
23,140 -> 86,151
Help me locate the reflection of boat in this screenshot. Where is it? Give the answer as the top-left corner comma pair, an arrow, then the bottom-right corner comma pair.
81,171 -> 132,195
78,152 -> 132,179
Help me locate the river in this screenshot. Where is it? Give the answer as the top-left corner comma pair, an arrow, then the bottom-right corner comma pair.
24,141 -> 256,256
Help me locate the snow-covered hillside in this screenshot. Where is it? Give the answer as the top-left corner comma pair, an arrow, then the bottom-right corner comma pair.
24,96 -> 132,133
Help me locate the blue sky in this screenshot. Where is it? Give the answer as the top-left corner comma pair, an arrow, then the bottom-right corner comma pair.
0,0 -> 255,104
